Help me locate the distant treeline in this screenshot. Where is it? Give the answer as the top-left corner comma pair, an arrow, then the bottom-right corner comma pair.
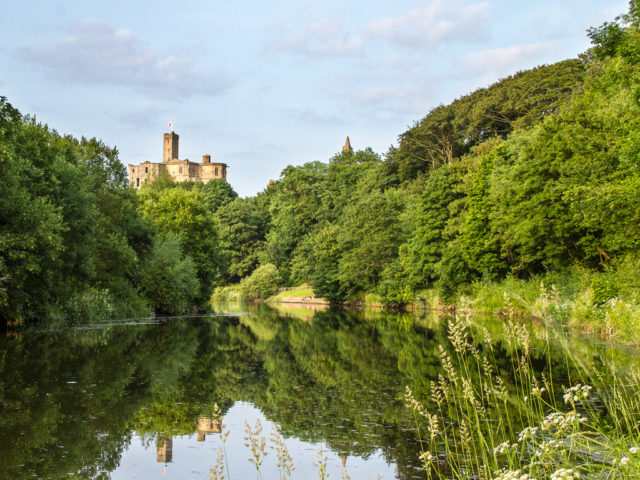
3,2 -> 640,322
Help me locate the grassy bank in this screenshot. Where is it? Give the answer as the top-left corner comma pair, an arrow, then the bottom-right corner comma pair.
212,255 -> 640,345
454,257 -> 640,344
268,286 -> 315,302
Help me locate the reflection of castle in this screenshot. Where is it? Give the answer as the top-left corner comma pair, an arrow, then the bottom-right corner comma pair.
155,416 -> 222,462
197,416 -> 221,442
156,435 -> 172,463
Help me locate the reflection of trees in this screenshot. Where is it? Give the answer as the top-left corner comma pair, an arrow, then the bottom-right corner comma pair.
0,309 -> 631,479
0,321 -> 196,479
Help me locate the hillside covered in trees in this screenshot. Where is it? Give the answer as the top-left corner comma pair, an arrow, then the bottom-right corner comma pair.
3,1 -> 640,324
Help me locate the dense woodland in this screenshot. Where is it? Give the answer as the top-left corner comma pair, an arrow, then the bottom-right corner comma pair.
3,2 -> 640,322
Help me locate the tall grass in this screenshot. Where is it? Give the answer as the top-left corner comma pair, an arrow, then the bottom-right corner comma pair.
404,303 -> 640,479
466,256 -> 640,344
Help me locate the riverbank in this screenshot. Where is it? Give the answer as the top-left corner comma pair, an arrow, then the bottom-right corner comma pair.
457,263 -> 640,344
255,261 -> 640,345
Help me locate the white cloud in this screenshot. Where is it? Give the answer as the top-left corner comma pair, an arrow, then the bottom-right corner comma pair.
365,0 -> 491,47
264,18 -> 363,57
18,19 -> 231,98
458,42 -> 557,77
265,1 -> 490,58
332,83 -> 433,119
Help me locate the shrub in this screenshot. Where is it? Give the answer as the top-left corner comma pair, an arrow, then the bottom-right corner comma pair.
239,264 -> 282,300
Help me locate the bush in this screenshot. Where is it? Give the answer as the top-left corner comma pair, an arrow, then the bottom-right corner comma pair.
210,285 -> 243,303
239,264 -> 282,300
590,275 -> 619,306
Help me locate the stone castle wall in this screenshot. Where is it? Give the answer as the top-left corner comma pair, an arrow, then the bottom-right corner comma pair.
128,132 -> 227,188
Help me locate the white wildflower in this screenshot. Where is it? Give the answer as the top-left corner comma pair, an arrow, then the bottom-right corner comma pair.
630,446 -> 639,454
534,439 -> 562,457
562,384 -> 593,404
492,469 -> 534,480
530,385 -> 546,396
419,450 -> 434,468
550,468 -> 580,480
518,426 -> 539,442
493,441 -> 514,455
540,411 -> 587,434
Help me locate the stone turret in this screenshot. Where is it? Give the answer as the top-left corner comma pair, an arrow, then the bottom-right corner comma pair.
342,136 -> 353,153
163,131 -> 179,163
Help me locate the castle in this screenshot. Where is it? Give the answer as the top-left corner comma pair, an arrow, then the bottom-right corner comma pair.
128,131 -> 228,188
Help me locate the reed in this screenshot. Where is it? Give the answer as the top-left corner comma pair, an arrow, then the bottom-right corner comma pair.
403,307 -> 640,479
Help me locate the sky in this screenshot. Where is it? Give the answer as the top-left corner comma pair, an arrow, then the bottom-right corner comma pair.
0,0 -> 628,197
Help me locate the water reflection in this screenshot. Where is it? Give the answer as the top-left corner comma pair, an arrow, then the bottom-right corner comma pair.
0,304 -> 636,479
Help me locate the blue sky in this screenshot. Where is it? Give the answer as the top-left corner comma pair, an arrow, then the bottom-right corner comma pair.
1,0 -> 627,196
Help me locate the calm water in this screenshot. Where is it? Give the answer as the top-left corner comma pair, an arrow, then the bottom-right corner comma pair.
0,304 -> 634,480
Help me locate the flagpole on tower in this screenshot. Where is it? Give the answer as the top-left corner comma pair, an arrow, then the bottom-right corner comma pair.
168,121 -> 173,132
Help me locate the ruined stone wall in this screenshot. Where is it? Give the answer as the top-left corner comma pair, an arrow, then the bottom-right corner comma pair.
197,163 -> 227,182
128,162 -> 165,188
128,132 -> 228,189
164,160 -> 195,183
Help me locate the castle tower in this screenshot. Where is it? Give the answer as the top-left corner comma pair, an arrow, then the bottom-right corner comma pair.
342,136 -> 353,153
163,132 -> 179,163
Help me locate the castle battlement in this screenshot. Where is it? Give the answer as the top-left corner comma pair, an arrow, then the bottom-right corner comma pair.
128,131 -> 227,188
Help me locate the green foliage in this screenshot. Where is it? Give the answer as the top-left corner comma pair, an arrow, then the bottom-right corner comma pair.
587,1 -> 640,61
217,197 -> 267,283
334,188 -> 404,299
390,59 -> 585,181
458,140 -> 509,279
264,162 -> 327,279
138,186 -> 221,303
0,97 -> 155,322
310,224 -> 344,302
239,263 -> 282,300
400,164 -> 464,292
193,178 -> 238,212
590,275 -> 619,306
139,234 -> 200,314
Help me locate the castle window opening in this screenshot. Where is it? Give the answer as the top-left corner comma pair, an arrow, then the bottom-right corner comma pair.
136,178 -> 140,187
145,166 -> 148,173
215,167 -> 218,176
179,167 -> 182,174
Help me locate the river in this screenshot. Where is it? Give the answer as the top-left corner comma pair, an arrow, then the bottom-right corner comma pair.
0,303 -> 636,479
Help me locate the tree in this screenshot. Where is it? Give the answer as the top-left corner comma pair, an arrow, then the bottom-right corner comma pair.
264,162 -> 327,281
139,234 -> 200,314
138,187 -> 221,303
217,197 -> 267,283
